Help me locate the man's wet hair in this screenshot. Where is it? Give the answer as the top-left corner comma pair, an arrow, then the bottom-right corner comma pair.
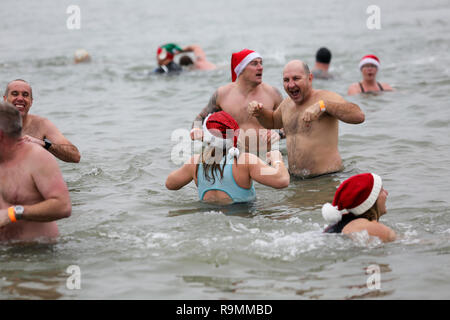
316,47 -> 332,64
179,55 -> 194,66
303,62 -> 311,75
4,79 -> 33,99
0,101 -> 22,138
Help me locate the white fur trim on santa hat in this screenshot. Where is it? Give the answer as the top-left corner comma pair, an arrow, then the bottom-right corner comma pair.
322,203 -> 344,224
202,113 -> 236,150
234,51 -> 262,80
349,173 -> 382,215
359,57 -> 380,70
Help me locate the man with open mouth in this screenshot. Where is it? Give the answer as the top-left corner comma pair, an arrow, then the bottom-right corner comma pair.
3,79 -> 80,163
248,60 -> 365,179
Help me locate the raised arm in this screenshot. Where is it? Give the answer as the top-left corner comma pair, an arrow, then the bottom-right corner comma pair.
246,151 -> 289,189
183,45 -> 206,60
303,91 -> 365,124
247,100 -> 284,129
23,118 -> 81,163
190,89 -> 222,140
166,155 -> 198,190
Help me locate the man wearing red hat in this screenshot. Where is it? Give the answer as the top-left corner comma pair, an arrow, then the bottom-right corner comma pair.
190,49 -> 283,156
347,54 -> 393,95
248,60 -> 365,178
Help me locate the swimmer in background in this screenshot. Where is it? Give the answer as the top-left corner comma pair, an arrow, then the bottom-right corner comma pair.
347,54 -> 393,95
178,44 -> 217,70
166,111 -> 289,205
3,79 -> 81,163
154,43 -> 184,74
74,49 -> 91,64
321,173 -> 396,242
311,47 -> 334,80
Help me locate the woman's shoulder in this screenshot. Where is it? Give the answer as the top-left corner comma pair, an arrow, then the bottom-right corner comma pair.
343,218 -> 396,242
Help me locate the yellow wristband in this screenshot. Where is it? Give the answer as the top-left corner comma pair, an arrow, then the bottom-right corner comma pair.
319,100 -> 326,112
8,207 -> 17,223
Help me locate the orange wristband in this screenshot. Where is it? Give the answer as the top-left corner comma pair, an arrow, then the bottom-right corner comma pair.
319,100 -> 326,112
8,207 -> 17,223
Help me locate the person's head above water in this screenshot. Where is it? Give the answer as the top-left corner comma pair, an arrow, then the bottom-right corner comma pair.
156,43 -> 183,66
179,55 -> 194,67
203,111 -> 240,158
230,49 -> 262,82
316,47 -> 332,64
359,54 -> 380,70
322,173 -> 385,224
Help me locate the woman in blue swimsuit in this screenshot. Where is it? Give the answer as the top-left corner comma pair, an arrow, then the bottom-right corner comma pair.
166,111 -> 290,205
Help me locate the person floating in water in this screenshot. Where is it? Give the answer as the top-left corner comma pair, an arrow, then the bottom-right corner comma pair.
153,43 -> 184,74
178,44 -> 217,70
347,54 -> 393,95
311,47 -> 334,80
322,173 -> 396,242
166,111 -> 289,205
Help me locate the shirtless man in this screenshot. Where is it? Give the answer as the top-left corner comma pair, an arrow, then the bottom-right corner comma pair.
3,79 -> 81,163
179,44 -> 217,70
0,102 -> 71,242
248,60 -> 365,178
190,49 -> 283,155
347,54 -> 393,95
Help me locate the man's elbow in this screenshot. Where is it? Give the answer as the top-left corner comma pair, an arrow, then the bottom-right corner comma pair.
72,152 -> 81,163
356,112 -> 365,124
274,175 -> 290,189
60,201 -> 72,219
165,179 -> 180,190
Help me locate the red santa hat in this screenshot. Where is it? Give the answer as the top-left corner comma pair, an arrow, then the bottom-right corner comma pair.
202,111 -> 240,158
231,49 -> 262,82
359,54 -> 380,70
322,173 -> 382,224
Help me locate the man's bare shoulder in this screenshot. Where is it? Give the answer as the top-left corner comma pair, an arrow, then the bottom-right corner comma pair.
26,114 -> 53,128
315,89 -> 345,101
279,96 -> 294,109
217,82 -> 237,97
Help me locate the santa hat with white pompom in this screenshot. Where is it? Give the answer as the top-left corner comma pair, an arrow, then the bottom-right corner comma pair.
322,173 -> 382,224
202,111 -> 241,159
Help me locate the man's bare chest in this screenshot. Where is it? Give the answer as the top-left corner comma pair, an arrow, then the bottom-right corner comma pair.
0,165 -> 36,205
23,118 -> 45,139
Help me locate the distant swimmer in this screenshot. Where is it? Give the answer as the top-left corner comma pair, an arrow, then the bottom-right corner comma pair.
166,111 -> 289,205
347,54 -> 394,95
248,60 -> 365,179
190,49 -> 283,156
0,102 -> 72,242
154,43 -> 183,74
3,79 -> 81,163
74,49 -> 91,64
311,47 -> 334,80
321,173 -> 396,242
178,44 -> 217,70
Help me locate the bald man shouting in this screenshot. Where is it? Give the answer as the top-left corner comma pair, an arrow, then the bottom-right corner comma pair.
248,60 -> 365,178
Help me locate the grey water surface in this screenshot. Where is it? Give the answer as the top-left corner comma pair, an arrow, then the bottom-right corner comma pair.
0,0 -> 449,299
